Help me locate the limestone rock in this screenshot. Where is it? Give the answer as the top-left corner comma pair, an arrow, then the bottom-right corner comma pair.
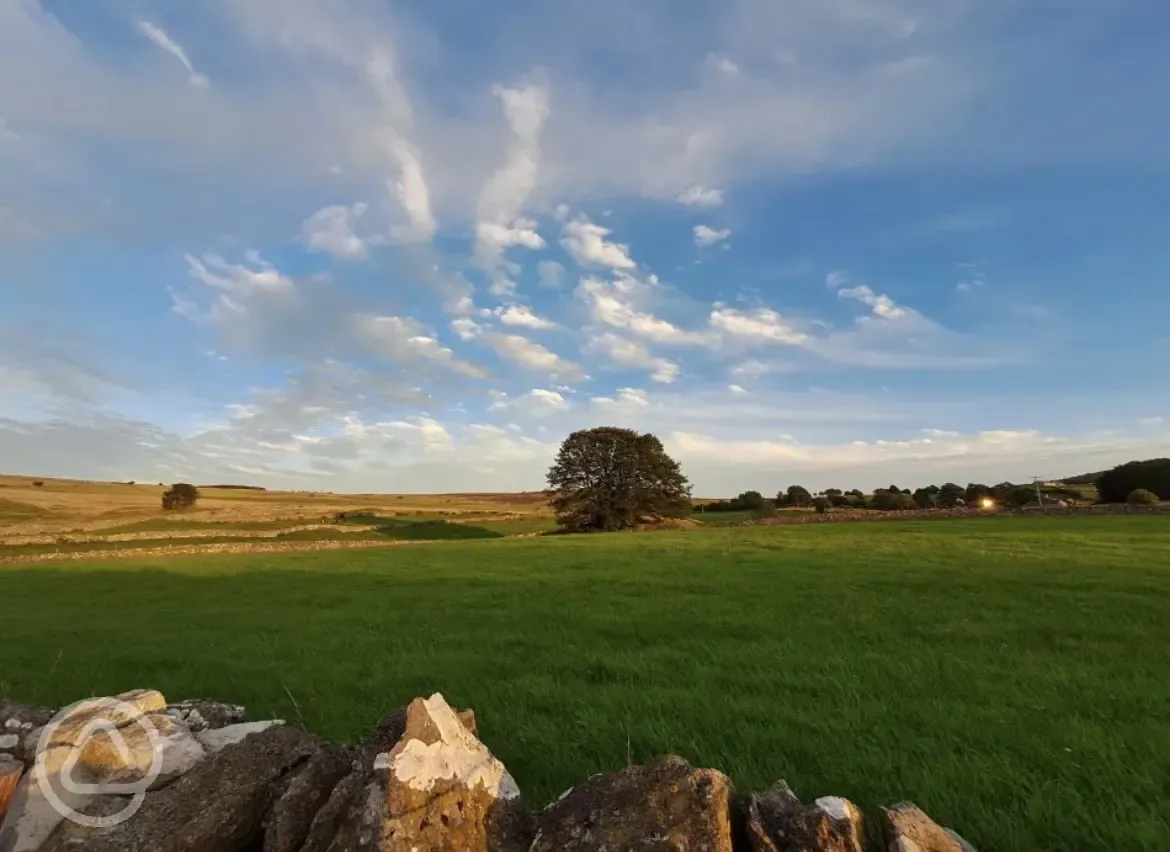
883,803 -> 978,852
745,780 -> 864,852
0,703 -> 53,733
0,738 -> 17,758
164,700 -> 247,733
456,708 -> 478,738
78,725 -> 319,852
1,695 -> 201,852
262,744 -> 352,852
195,720 -> 284,754
297,697 -> 483,852
76,712 -> 205,789
296,760 -> 368,852
325,694 -> 530,852
37,796 -> 132,852
41,690 -> 165,754
0,756 -> 22,823
532,755 -> 734,852
0,768 -> 90,852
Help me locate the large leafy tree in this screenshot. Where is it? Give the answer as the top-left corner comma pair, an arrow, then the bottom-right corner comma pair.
1097,459 -> 1170,503
784,485 -> 813,507
547,427 -> 692,532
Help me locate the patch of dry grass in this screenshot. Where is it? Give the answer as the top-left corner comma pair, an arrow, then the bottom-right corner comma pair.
0,474 -> 551,540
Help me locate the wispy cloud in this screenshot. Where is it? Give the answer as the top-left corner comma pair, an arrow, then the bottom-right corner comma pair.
136,21 -> 209,88
677,186 -> 724,207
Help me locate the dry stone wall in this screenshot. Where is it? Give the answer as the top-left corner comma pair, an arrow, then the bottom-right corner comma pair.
0,689 -> 980,852
736,502 -> 1170,527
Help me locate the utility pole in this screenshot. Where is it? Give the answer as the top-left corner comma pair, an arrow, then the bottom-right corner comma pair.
1031,476 -> 1044,507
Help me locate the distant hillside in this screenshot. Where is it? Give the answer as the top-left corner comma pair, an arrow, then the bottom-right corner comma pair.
1060,470 -> 1106,485
201,484 -> 268,491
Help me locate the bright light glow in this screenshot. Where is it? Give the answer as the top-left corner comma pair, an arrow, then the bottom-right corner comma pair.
980,497 -> 996,510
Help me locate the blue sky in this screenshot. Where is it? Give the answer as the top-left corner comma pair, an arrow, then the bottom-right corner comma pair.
1,0 -> 1168,494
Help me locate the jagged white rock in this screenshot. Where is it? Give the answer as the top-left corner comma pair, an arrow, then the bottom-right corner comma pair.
389,693 -> 519,800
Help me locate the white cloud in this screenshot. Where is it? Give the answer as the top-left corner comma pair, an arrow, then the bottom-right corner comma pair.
593,387 -> 651,408
676,186 -> 724,207
578,277 -> 713,346
1138,416 -> 1165,426
476,219 -> 544,252
300,203 -> 369,260
494,305 -> 556,330
709,306 -> 808,346
185,252 -> 294,296
837,284 -> 908,320
538,260 -> 565,289
694,225 -> 731,246
586,333 -> 680,384
386,141 -> 436,243
707,54 -> 740,76
561,218 -> 636,270
828,272 -> 909,320
730,359 -> 783,380
729,384 -> 747,394
136,21 -> 209,88
480,332 -> 585,380
474,84 -> 551,290
352,314 -> 488,378
450,318 -> 483,341
490,388 -> 570,416
826,270 -> 850,289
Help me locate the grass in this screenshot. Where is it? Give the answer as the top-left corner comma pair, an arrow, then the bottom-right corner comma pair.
2,516 -> 1169,850
0,517 -> 561,557
0,496 -> 49,523
692,509 -> 810,525
91,518 -> 316,534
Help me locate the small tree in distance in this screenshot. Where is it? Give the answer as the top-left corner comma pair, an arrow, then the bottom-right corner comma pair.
162,483 -> 199,510
547,427 -> 691,532
735,491 -> 767,511
784,485 -> 813,507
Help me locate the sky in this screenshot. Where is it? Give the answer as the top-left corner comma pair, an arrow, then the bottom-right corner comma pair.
1,0 -> 1169,495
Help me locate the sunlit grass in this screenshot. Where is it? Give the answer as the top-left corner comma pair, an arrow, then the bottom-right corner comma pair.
2,515 -> 1168,851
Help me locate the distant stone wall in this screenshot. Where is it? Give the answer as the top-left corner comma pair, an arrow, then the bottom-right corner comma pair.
1,689 -> 979,852
738,503 -> 1170,527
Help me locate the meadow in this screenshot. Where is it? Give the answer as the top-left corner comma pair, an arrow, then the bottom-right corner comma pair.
2,515 -> 1168,851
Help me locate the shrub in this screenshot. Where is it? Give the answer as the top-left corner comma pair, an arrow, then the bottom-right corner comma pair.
32,481 -> 44,487
890,492 -> 918,511
812,497 -> 829,514
162,483 -> 200,510
750,504 -> 778,520
1128,488 -> 1159,506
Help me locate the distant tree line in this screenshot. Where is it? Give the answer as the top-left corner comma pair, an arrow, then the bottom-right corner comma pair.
695,459 -> 1168,514
699,481 -> 1092,513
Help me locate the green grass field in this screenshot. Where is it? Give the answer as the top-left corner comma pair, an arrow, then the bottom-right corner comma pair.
2,516 -> 1168,851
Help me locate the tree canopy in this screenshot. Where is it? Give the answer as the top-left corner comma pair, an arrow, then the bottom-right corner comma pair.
782,485 -> 813,507
547,427 -> 692,532
162,483 -> 199,510
1097,459 -> 1170,503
